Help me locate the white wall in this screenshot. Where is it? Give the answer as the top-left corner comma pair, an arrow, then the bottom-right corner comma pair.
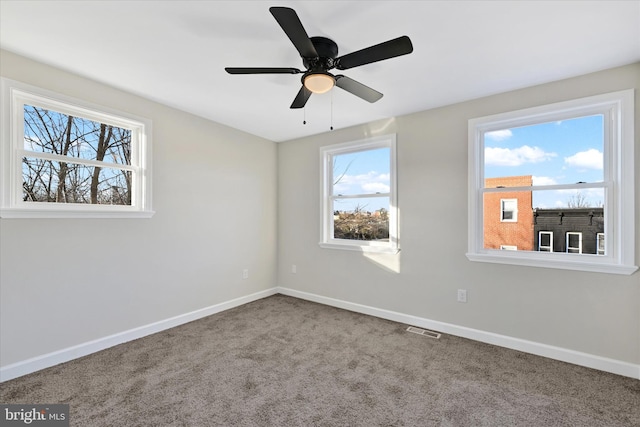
0,50 -> 278,368
277,63 -> 640,368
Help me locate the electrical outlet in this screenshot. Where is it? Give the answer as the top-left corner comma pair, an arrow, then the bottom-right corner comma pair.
242,269 -> 249,279
457,289 -> 467,303
292,264 -> 297,274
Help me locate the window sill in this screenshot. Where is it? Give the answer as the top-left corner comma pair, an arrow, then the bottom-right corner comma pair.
0,208 -> 155,219
319,242 -> 400,254
466,251 -> 638,275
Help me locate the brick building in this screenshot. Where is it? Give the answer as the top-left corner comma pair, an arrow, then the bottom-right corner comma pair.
483,175 -> 533,251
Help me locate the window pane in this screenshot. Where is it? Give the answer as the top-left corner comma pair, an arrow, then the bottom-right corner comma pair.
539,232 -> 552,247
568,233 -> 581,247
332,147 -> 390,196
22,158 -> 132,205
501,199 -> 517,221
483,188 -> 605,254
484,115 -> 604,188
24,105 -> 132,166
332,197 -> 389,241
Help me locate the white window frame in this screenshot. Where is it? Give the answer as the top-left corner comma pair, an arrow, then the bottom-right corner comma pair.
319,134 -> 398,254
467,90 -> 637,275
566,232 -> 583,254
0,78 -> 154,218
597,233 -> 605,255
538,231 -> 553,252
538,231 -> 554,252
500,198 -> 518,222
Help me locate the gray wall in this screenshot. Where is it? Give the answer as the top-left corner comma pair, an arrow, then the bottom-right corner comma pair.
0,50 -> 278,366
277,63 -> 640,366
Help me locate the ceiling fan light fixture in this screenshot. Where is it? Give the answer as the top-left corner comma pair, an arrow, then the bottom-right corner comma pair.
304,73 -> 335,94
226,7 -> 413,109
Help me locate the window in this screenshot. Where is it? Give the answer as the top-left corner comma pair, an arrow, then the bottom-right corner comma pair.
500,199 -> 517,222
566,232 -> 582,254
597,233 -> 605,255
1,78 -> 153,218
539,231 -> 553,252
320,134 -> 398,253
467,90 -> 636,274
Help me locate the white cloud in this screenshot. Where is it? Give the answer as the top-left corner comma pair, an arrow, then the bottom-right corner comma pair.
485,129 -> 513,141
485,145 -> 556,166
564,149 -> 603,170
362,182 -> 390,193
532,176 -> 557,186
334,171 -> 390,195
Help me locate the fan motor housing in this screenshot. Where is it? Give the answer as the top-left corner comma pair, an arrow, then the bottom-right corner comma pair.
303,37 -> 338,71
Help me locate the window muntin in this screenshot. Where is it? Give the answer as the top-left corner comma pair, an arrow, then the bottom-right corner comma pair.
320,135 -> 398,253
467,90 -> 636,274
1,78 -> 153,218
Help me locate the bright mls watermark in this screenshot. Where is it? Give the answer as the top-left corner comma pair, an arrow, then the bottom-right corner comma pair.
1,404 -> 69,426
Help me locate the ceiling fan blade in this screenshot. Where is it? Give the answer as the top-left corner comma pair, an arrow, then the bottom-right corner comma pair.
335,36 -> 413,70
269,7 -> 318,58
290,86 -> 312,109
335,75 -> 383,103
225,67 -> 302,74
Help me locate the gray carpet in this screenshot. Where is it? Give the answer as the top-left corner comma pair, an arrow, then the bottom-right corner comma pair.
1,294 -> 639,426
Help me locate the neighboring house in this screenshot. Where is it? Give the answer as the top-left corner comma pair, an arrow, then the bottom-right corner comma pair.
533,208 -> 605,255
483,175 -> 534,251
483,175 -> 605,255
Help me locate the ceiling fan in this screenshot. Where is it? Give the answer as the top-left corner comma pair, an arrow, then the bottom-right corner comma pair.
225,6 -> 414,109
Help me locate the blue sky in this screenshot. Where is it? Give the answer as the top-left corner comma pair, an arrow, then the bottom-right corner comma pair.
484,115 -> 604,208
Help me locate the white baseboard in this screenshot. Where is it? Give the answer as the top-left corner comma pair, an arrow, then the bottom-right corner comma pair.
276,287 -> 640,380
3,286 -> 638,382
0,288 -> 279,382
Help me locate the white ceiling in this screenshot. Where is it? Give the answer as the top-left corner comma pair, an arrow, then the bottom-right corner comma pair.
1,1 -> 639,142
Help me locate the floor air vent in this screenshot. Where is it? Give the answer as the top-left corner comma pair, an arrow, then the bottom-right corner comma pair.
406,326 -> 441,339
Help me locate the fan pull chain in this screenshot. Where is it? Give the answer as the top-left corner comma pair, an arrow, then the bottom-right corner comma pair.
303,106 -> 306,125
330,90 -> 334,131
